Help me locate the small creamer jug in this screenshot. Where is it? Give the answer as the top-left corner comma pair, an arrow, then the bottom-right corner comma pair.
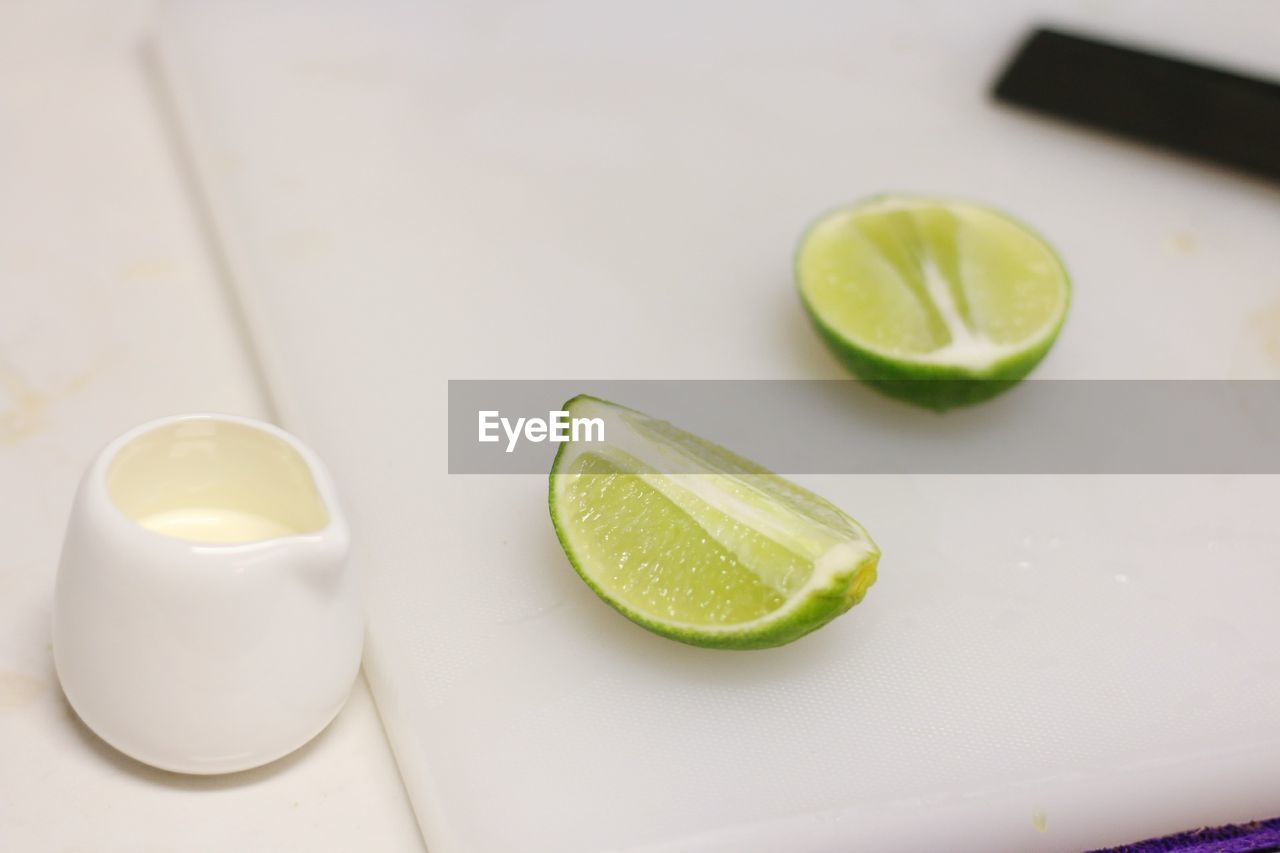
53,413 -> 362,774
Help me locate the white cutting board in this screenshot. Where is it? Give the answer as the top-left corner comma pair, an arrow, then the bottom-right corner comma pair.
156,2 -> 1280,850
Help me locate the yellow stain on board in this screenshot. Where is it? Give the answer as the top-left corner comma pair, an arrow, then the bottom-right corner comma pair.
1229,302 -> 1280,378
1247,304 -> 1280,369
0,362 -> 48,446
1169,231 -> 1197,254
0,671 -> 47,711
118,257 -> 181,281
0,355 -> 110,445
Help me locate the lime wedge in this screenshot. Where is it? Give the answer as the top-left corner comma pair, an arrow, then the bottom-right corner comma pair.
796,195 -> 1070,409
548,396 -> 880,650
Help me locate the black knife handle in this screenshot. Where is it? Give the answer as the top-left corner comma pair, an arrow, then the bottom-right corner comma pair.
993,27 -> 1280,185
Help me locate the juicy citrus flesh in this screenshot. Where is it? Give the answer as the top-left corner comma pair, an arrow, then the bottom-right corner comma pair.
797,196 -> 1069,372
549,397 -> 880,649
561,453 -> 799,624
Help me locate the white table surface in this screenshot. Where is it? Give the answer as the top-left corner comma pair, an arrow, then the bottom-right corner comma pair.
155,1 -> 1280,851
0,2 -> 424,850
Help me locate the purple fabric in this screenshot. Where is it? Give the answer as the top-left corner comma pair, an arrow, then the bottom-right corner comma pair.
1091,818 -> 1280,853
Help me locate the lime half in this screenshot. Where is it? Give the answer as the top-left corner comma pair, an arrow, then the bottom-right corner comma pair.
548,396 -> 880,650
796,195 -> 1070,409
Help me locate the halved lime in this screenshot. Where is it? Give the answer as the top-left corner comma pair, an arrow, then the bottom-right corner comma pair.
548,396 -> 880,650
796,195 -> 1070,409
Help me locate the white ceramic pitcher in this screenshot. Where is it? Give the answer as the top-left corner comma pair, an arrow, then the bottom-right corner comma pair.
53,413 -> 363,774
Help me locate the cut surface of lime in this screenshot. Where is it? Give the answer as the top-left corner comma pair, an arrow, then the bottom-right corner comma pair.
796,195 -> 1070,409
548,396 -> 879,650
